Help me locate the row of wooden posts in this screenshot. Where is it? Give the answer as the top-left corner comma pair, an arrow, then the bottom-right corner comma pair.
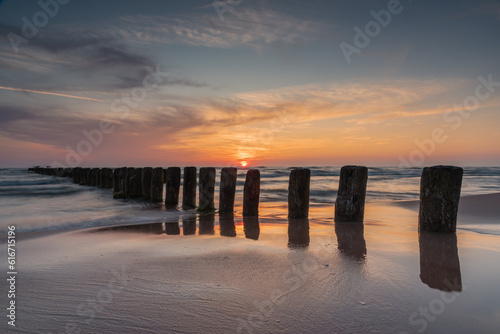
28,165 -> 463,233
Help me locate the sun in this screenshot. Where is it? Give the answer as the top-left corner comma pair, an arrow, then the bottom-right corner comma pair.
240,161 -> 248,167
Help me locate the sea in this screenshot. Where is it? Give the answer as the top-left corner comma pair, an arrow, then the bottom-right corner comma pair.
1,167 -> 499,233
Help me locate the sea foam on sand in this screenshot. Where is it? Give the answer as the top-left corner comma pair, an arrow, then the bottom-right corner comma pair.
4,194 -> 500,334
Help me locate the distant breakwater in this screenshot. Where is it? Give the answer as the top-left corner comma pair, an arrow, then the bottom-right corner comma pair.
28,165 -> 463,234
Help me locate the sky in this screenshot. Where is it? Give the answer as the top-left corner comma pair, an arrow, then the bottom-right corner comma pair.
0,0 -> 499,168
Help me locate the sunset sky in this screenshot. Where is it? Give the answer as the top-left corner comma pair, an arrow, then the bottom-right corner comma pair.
0,0 -> 499,168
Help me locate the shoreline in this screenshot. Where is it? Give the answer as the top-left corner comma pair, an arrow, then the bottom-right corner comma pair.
3,192 -> 498,240
3,195 -> 499,333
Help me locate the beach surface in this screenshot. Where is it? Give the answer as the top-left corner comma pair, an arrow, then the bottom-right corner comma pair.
1,193 -> 499,333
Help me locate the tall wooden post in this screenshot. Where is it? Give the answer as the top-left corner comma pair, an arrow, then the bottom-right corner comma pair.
150,167 -> 164,202
288,168 -> 310,218
165,167 -> 181,206
182,167 -> 197,209
219,167 -> 237,213
418,166 -> 463,233
335,165 -> 368,223
198,167 -> 216,212
243,169 -> 260,216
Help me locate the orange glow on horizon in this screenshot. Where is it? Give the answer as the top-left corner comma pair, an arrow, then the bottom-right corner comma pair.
241,161 -> 248,167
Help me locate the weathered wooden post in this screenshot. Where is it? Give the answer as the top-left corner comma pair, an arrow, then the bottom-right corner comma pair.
79,168 -> 89,185
182,167 -> 197,209
165,167 -> 181,206
142,167 -> 153,200
219,167 -> 237,213
106,168 -> 114,189
90,168 -> 99,186
418,166 -> 463,233
129,168 -> 143,198
112,168 -> 120,193
99,168 -> 108,188
151,167 -> 164,202
243,169 -> 260,216
335,165 -> 368,223
124,167 -> 135,196
419,231 -> 462,291
112,167 -> 127,198
72,167 -> 82,184
198,167 -> 216,212
64,168 -> 72,178
118,167 -> 127,193
76,168 -> 84,185
288,168 -> 310,218
95,168 -> 102,188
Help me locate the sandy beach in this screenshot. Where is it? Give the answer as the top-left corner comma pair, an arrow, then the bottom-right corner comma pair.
1,193 -> 498,334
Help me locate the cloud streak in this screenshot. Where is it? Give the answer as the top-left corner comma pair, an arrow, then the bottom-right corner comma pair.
0,86 -> 108,102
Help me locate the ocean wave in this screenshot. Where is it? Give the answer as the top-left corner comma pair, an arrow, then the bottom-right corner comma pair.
0,178 -> 71,187
0,185 -> 83,197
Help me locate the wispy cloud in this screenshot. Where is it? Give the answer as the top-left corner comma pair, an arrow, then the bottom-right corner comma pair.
56,6 -> 333,51
0,86 -> 108,102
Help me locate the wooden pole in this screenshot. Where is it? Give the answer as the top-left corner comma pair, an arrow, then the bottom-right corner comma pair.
418,165 -> 463,233
142,167 -> 153,200
219,167 -> 237,213
198,167 -> 216,212
129,168 -> 143,198
182,167 -> 197,209
288,168 -> 310,218
335,165 -> 368,223
150,167 -> 164,202
165,167 -> 181,206
243,169 -> 260,216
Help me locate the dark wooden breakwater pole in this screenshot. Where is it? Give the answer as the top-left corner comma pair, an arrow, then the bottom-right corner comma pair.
182,167 -> 197,209
288,168 -> 310,218
288,168 -> 310,247
243,169 -> 260,216
129,168 -> 143,198
219,167 -> 237,214
141,167 -> 153,200
335,165 -> 368,223
219,167 -> 237,237
165,167 -> 181,206
418,165 -> 463,233
151,167 -> 164,202
198,167 -> 215,212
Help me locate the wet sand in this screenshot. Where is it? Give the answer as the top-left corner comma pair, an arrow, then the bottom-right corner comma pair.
2,194 -> 500,333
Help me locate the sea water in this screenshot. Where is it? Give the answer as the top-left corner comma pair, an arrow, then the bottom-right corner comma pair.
0,167 -> 499,233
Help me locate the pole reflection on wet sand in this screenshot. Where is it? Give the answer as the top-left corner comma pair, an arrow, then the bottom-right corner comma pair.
219,213 -> 236,237
334,222 -> 367,260
419,231 -> 462,291
243,216 -> 260,240
288,218 -> 309,248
